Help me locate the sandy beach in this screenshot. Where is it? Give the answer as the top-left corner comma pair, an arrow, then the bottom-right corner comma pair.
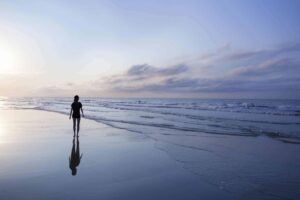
0,109 -> 299,200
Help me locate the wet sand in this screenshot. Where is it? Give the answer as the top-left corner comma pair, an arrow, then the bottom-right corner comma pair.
0,110 -> 299,200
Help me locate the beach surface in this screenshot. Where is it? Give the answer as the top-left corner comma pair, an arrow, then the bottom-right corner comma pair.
0,110 -> 299,200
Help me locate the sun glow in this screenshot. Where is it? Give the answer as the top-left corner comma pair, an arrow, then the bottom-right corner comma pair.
0,45 -> 21,74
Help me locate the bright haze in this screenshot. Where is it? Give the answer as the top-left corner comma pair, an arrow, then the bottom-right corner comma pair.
0,0 -> 300,98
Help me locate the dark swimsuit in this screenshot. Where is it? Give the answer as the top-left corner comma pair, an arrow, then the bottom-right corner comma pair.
71,102 -> 82,118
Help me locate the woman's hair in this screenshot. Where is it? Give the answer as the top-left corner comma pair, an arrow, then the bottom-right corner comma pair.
74,95 -> 79,102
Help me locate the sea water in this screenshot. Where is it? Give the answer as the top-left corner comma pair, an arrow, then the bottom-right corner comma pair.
1,97 -> 299,139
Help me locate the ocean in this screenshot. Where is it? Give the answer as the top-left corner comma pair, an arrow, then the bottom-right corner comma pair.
1,97 -> 299,139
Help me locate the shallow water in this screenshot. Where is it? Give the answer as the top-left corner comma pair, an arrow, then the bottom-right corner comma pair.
1,97 -> 300,139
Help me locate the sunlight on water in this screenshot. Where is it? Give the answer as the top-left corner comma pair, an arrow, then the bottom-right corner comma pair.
0,116 -> 8,142
0,97 -> 7,109
0,98 -> 10,142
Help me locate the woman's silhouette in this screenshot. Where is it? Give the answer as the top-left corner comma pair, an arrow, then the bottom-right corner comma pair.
69,95 -> 84,136
69,137 -> 83,176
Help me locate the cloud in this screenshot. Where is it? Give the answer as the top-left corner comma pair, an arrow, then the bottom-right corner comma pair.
25,42 -> 300,98
98,63 -> 191,92
97,42 -> 300,98
127,64 -> 189,76
127,64 -> 155,76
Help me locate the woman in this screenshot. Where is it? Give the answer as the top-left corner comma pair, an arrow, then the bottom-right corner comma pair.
69,95 -> 84,136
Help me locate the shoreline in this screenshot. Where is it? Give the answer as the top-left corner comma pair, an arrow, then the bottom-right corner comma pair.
2,97 -> 300,140
10,107 -> 300,141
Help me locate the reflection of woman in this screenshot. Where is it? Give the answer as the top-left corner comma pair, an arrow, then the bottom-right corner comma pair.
69,137 -> 83,176
69,95 -> 84,136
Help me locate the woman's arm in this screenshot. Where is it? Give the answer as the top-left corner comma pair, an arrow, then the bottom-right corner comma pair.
69,108 -> 72,119
81,107 -> 84,117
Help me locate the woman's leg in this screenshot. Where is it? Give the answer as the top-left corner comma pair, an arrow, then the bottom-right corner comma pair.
76,117 -> 81,134
73,117 -> 76,135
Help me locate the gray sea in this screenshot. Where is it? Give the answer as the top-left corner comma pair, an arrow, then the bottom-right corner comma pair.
1,97 -> 299,139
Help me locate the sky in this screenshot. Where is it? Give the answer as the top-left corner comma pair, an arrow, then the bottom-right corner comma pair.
0,0 -> 300,98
